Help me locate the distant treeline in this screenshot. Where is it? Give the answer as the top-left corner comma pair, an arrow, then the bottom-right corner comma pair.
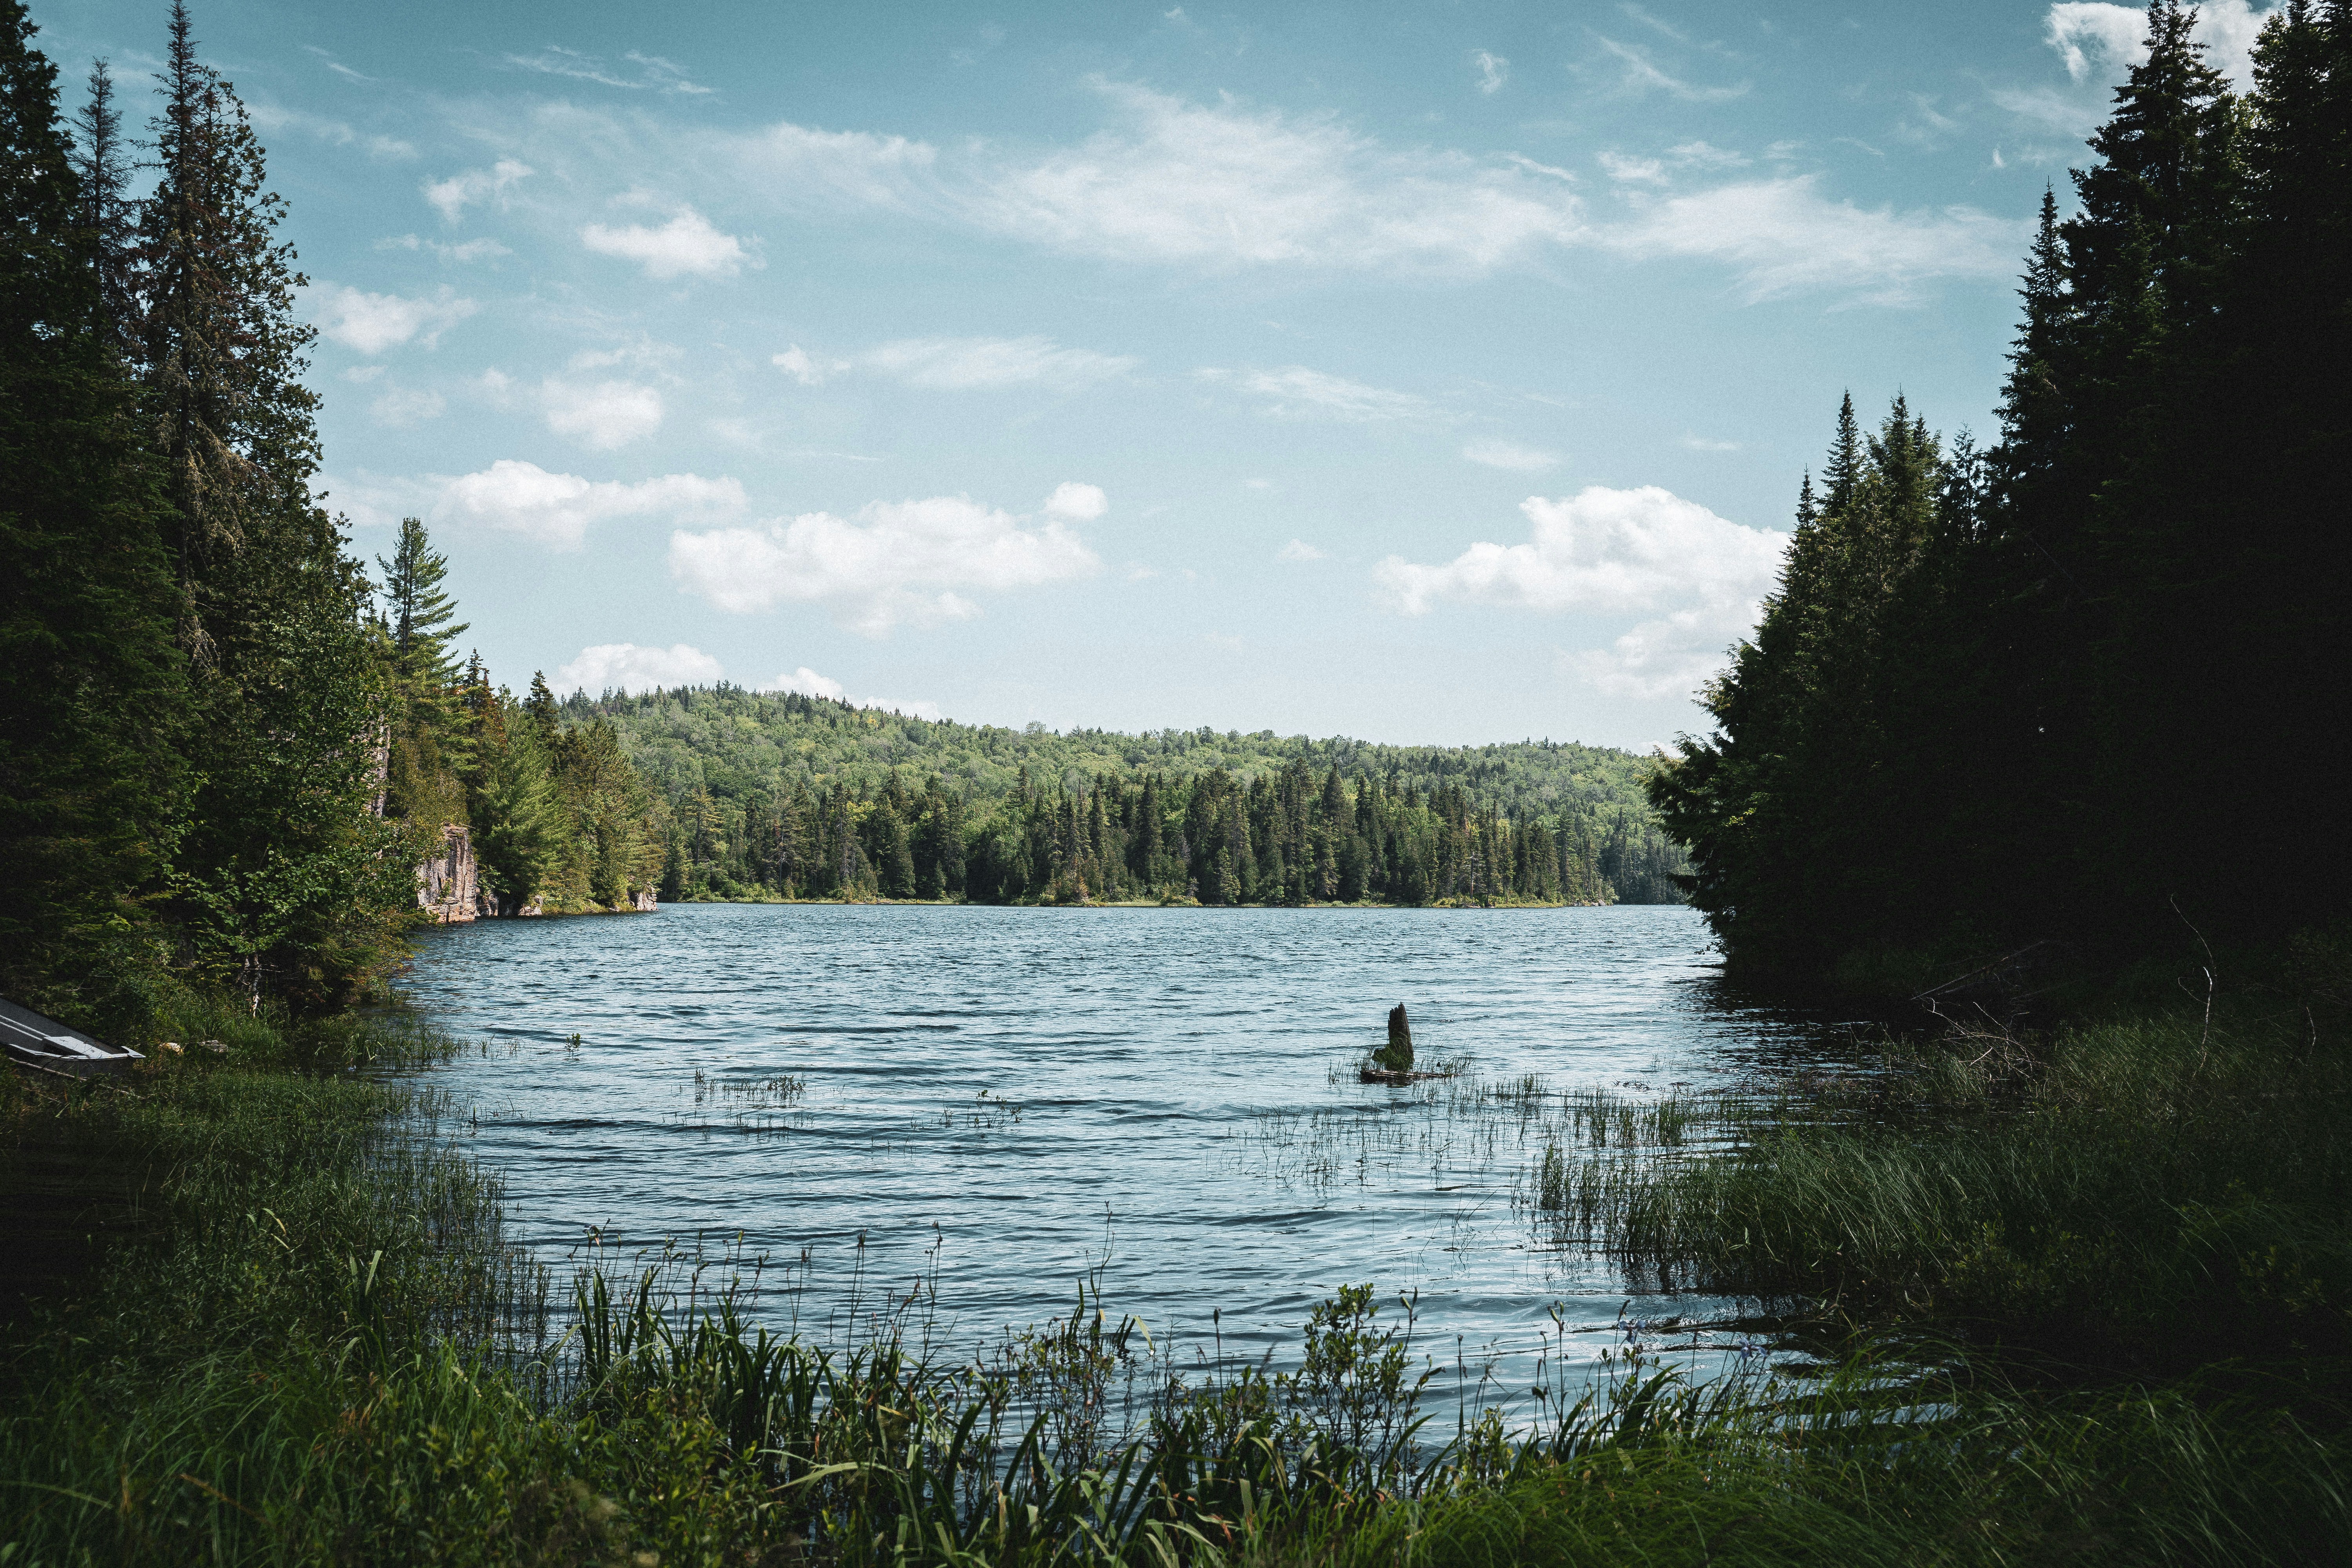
1651,2 -> 2352,981
563,686 -> 1687,907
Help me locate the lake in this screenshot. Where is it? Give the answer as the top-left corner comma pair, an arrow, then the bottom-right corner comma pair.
403,902 -> 1842,1398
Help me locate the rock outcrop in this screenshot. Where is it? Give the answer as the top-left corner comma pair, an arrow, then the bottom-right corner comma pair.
417,824 -> 515,922
416,824 -> 648,920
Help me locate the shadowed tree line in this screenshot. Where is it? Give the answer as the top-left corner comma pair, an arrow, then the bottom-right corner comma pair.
1651,0 -> 2352,985
0,2 -> 662,1033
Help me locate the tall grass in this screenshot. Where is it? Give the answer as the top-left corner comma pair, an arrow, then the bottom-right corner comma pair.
7,964 -> 2351,1563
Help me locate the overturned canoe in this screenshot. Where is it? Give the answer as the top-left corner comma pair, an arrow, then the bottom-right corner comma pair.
0,996 -> 144,1078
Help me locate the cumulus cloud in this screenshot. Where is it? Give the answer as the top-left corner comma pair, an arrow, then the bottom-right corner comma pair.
1043,481 -> 1108,521
2045,1 -> 2276,89
1474,51 -> 1509,94
1277,539 -> 1326,562
1602,175 -> 2024,304
313,285 -> 477,353
554,642 -> 726,695
424,157 -> 532,223
1565,599 -> 1762,700
1463,439 -> 1559,472
542,378 -> 664,448
862,335 -> 1136,390
668,486 -> 1105,634
580,205 -> 753,278
1200,365 -> 1438,421
1378,486 -> 1788,701
436,460 -> 744,549
1376,485 -> 1784,616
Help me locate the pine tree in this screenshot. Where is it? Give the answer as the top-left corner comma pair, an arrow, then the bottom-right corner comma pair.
0,0 -> 187,1026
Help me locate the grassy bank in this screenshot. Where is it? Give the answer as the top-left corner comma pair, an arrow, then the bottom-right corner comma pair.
7,960 -> 2350,1564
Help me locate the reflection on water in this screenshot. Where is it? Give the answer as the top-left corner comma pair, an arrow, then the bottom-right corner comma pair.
402,903 -> 1854,1391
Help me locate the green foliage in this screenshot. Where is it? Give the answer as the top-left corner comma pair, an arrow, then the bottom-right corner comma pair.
568,685 -> 1684,907
0,0 -> 188,1037
1652,3 -> 2352,982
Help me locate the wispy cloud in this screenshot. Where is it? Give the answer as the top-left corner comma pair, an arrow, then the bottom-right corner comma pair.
504,45 -> 714,94
863,336 -> 1136,391
1463,439 -> 1559,472
1199,365 -> 1439,421
1473,50 -> 1509,94
423,158 -> 532,223
1277,539 -> 1327,561
1591,36 -> 1748,102
377,233 -> 512,263
1603,176 -> 2024,304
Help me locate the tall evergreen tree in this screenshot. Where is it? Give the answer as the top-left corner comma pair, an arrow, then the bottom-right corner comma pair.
0,0 -> 186,1026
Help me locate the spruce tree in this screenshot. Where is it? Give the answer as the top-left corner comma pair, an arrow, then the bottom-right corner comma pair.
0,0 -> 186,1026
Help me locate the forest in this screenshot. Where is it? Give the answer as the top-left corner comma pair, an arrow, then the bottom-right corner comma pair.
569,685 -> 1688,907
1651,0 -> 2351,987
0,0 -> 660,1038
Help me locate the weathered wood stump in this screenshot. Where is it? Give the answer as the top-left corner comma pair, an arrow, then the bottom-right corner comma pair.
1374,1004 -> 1414,1072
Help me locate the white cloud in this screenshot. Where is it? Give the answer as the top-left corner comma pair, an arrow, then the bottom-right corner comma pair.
370,387 -> 445,427
542,378 -> 664,448
1599,151 -> 1668,183
1565,598 -> 1759,700
1277,539 -> 1326,562
580,205 -> 753,278
377,233 -> 512,263
555,642 -> 725,695
1382,485 -> 1788,700
436,460 -> 745,549
773,344 -> 846,385
1463,439 -> 1560,472
1681,434 -> 1740,451
424,158 -> 532,223
1200,365 -> 1437,421
669,490 -> 1105,633
763,665 -> 845,700
862,335 -> 1136,390
1474,50 -> 1509,94
1603,176 -> 2024,304
757,666 -> 943,719
313,285 -> 477,353
2046,2 -> 2276,88
1044,481 -> 1108,521
1376,485 -> 1786,616
730,80 -> 1583,275
507,46 -> 713,95
1592,36 -> 1749,102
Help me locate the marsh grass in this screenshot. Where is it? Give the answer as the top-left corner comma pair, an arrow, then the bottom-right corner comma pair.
7,968 -> 2351,1563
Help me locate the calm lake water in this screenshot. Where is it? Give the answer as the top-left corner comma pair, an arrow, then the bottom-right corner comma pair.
403,903 -> 1842,1394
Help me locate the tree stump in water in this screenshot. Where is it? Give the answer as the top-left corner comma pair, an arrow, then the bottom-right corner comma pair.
1372,1004 -> 1414,1073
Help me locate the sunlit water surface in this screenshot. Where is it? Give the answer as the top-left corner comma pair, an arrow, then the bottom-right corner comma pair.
403,904 -> 1849,1397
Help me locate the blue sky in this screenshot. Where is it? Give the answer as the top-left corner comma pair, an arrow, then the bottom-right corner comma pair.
36,1 -> 2278,749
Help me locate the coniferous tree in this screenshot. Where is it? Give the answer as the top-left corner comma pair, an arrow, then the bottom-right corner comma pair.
0,0 -> 186,1026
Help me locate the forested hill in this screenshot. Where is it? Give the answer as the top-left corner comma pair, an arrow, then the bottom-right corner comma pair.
560,684 -> 1687,906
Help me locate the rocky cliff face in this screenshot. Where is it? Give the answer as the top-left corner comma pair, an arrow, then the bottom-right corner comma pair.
416,825 -> 495,922
416,824 -> 650,920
